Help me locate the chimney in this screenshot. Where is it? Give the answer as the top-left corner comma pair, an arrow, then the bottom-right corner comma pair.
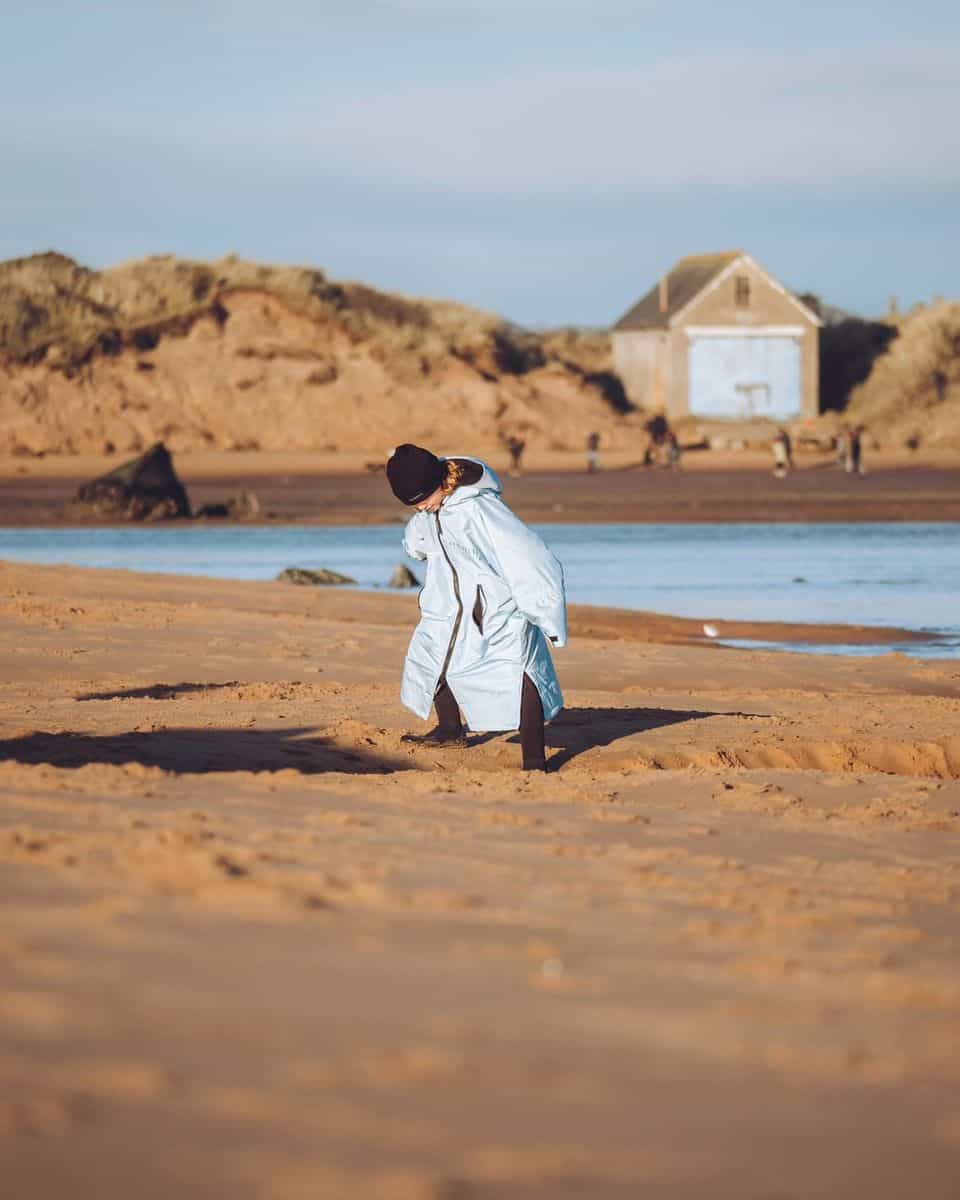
658,274 -> 669,313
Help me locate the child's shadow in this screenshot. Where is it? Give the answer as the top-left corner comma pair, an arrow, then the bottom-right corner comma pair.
492,705 -> 765,770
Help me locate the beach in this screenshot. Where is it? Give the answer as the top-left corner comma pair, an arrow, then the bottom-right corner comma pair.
2,448 -> 959,526
5,0 -> 960,1193
2,560 -> 959,1198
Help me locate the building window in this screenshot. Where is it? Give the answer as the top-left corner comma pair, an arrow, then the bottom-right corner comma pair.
735,275 -> 751,307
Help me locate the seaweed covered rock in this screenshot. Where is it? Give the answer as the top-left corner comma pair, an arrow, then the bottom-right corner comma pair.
277,567 -> 355,586
67,443 -> 191,521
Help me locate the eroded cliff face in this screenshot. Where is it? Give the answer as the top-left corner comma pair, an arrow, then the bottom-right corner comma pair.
0,253 -> 638,457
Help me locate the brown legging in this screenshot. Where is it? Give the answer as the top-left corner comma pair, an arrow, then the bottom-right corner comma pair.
435,675 -> 545,769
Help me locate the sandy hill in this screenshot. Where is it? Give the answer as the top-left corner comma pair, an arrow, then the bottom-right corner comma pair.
845,300 -> 960,450
0,252 -> 638,457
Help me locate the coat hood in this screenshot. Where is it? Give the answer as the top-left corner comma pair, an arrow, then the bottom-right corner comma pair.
440,456 -> 502,507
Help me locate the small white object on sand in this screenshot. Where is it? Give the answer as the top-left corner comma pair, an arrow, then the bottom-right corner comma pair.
703,623 -> 719,639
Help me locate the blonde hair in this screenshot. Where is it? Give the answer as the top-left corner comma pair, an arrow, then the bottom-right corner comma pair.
439,459 -> 464,498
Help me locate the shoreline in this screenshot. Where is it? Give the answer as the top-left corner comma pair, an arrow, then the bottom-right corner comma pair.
0,559 -> 940,650
1,449 -> 959,527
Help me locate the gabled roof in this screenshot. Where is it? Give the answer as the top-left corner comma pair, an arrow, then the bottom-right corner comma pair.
612,251 -> 743,331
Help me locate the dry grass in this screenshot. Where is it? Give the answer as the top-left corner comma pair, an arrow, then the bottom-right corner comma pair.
0,253 -> 361,373
0,252 -> 607,383
847,301 -> 960,448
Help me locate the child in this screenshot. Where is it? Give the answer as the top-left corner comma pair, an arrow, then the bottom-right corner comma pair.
386,444 -> 566,772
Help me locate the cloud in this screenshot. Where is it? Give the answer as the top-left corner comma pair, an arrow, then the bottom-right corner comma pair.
0,18 -> 956,323
292,45 -> 959,193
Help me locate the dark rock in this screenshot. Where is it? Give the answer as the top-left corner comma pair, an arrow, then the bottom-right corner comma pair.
67,442 -> 190,521
277,567 -> 355,586
196,491 -> 261,520
389,564 -> 420,588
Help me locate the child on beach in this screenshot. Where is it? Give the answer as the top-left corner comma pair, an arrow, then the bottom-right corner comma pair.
386,444 -> 566,772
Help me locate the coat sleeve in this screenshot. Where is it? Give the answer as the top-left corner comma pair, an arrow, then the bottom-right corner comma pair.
402,513 -> 429,561
475,498 -> 567,647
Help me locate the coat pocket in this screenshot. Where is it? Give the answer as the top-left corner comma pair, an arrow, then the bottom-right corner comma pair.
472,585 -> 485,634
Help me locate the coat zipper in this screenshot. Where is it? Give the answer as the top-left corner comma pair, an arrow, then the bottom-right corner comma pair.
435,510 -> 463,687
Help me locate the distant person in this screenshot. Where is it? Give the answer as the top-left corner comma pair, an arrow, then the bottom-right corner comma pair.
586,431 -> 601,473
835,426 -> 849,471
849,426 -> 865,475
387,444 -> 565,772
772,428 -> 793,478
645,414 -> 669,444
644,413 -> 670,466
506,435 -> 526,476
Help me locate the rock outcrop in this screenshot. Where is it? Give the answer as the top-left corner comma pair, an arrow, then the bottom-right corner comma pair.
67,442 -> 191,521
277,567 -> 356,586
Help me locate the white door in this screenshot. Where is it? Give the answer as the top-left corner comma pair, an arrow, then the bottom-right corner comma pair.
688,335 -> 801,418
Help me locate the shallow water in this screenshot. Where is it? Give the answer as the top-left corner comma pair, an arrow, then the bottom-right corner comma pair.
1,522 -> 957,657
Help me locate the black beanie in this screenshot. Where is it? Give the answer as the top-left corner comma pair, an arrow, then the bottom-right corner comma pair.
386,444 -> 445,505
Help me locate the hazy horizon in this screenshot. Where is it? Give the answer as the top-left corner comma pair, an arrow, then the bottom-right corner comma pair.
2,1 -> 957,326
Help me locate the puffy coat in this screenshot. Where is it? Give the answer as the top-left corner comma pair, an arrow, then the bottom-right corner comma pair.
400,457 -> 566,732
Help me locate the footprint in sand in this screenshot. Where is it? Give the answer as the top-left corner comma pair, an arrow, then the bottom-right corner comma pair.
0,989 -> 68,1036
0,1093 -> 94,1137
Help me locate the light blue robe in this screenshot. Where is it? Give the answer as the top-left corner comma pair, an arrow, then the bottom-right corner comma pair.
400,458 -> 566,732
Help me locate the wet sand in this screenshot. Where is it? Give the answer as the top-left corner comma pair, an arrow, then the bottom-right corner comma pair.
2,561 -> 960,1198
1,449 -> 959,525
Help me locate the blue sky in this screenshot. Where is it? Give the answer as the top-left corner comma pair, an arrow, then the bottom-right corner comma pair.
2,1 -> 958,325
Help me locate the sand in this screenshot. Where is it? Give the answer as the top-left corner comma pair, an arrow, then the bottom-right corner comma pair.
2,561 -> 960,1198
2,448 -> 960,526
